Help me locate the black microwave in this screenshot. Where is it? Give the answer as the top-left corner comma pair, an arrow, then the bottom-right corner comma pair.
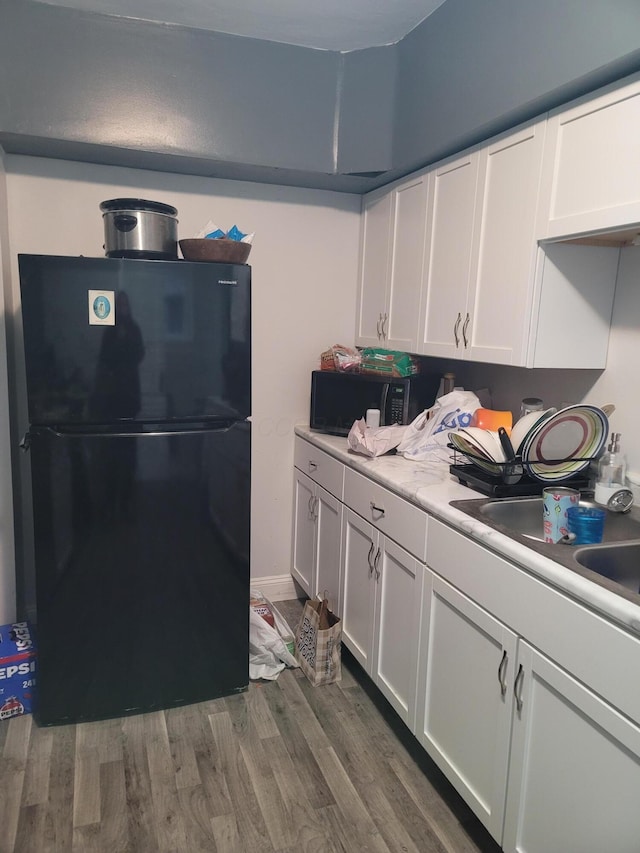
310,370 -> 440,436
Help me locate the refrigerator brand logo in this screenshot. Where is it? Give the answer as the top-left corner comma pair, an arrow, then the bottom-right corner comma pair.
218,279 -> 238,286
88,290 -> 116,325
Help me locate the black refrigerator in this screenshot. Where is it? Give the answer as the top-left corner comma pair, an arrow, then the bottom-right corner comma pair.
18,254 -> 251,726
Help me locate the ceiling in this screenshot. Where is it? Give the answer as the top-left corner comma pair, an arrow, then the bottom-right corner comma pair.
33,0 -> 448,51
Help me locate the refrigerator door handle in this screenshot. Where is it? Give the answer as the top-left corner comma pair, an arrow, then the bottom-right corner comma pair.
33,423 -> 238,439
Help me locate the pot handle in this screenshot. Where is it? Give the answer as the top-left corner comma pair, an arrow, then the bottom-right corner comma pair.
113,214 -> 137,232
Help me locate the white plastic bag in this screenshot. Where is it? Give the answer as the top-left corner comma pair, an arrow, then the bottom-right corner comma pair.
347,418 -> 407,457
249,592 -> 299,680
396,389 -> 481,462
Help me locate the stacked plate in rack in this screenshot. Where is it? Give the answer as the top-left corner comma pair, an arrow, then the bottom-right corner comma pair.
449,404 -> 609,484
519,404 -> 608,481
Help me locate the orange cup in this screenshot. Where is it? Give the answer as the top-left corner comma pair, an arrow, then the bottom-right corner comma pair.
470,408 -> 513,435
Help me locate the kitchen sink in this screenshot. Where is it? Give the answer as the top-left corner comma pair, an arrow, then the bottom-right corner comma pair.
450,495 -> 640,603
476,496 -> 640,544
573,542 -> 640,594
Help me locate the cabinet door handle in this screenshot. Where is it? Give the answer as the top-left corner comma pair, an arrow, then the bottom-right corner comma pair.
373,547 -> 381,580
367,541 -> 375,575
514,663 -> 525,712
306,495 -> 318,520
312,495 -> 319,520
308,460 -> 318,473
462,312 -> 470,348
381,312 -> 388,339
498,649 -> 508,697
453,312 -> 462,347
370,501 -> 385,518
376,313 -> 382,339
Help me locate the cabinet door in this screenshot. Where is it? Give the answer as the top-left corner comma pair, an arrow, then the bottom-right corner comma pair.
539,74 -> 640,240
415,572 -> 517,842
291,470 -> 316,595
503,642 -> 640,853
340,508 -> 377,671
418,152 -> 479,359
372,537 -> 422,728
466,120 -> 546,366
314,484 -> 343,612
385,174 -> 429,351
355,191 -> 392,347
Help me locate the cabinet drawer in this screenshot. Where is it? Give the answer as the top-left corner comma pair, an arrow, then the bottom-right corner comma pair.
427,516 -> 640,724
294,438 -> 344,499
344,468 -> 427,561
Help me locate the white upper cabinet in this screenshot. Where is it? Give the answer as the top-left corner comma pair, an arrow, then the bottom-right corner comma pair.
355,174 -> 429,351
418,120 -> 548,366
538,73 -> 640,240
355,190 -> 393,348
356,74 -> 640,369
466,121 -> 547,365
418,151 -> 479,359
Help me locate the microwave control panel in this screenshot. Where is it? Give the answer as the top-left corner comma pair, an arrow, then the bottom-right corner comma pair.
388,384 -> 407,424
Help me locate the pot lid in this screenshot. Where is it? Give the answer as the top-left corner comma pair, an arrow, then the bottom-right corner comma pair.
100,198 -> 178,216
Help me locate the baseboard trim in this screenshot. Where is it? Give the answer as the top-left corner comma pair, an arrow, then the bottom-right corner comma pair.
250,573 -> 301,602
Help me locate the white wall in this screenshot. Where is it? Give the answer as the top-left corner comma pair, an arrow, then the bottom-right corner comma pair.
3,155 -> 360,605
587,248 -> 640,478
0,151 -> 17,622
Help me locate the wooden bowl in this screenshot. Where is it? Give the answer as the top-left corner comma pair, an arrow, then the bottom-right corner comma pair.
179,238 -> 252,264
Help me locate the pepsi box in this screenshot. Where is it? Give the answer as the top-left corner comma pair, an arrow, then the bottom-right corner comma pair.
0,622 -> 37,720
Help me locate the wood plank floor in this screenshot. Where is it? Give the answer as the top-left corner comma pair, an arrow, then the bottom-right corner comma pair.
0,600 -> 500,853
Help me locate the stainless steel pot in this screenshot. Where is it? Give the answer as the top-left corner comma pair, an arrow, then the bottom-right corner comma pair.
100,198 -> 178,259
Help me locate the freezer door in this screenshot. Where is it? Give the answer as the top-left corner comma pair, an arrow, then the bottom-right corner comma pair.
18,255 -> 251,425
25,423 -> 250,725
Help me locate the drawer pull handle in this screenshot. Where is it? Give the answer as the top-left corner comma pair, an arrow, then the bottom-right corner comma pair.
514,663 -> 525,712
308,461 -> 318,472
498,649 -> 508,697
367,541 -> 375,575
370,501 -> 385,518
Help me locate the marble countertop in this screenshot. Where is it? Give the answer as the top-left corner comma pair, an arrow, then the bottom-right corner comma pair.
295,426 -> 640,636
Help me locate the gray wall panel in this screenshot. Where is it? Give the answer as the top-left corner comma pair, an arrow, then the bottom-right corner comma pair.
2,0 -> 640,191
394,0 -> 640,174
338,46 -> 397,176
0,0 -> 340,173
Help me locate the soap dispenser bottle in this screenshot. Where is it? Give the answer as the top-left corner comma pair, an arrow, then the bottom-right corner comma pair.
595,432 -> 627,506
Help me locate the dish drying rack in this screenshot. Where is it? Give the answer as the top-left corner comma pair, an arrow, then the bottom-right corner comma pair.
448,444 -> 596,497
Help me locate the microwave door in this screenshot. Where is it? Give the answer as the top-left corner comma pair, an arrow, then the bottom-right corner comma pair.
380,382 -> 390,425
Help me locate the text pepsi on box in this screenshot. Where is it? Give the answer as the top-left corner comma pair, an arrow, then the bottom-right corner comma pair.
0,622 -> 37,720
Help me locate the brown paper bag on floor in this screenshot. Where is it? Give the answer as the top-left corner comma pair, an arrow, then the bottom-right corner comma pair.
294,598 -> 342,686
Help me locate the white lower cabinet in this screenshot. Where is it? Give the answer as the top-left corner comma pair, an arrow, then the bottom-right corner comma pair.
422,516 -> 640,852
503,642 -> 640,853
416,572 -> 517,840
291,439 -> 344,607
291,469 -> 343,606
341,507 -> 421,728
292,446 -> 640,852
